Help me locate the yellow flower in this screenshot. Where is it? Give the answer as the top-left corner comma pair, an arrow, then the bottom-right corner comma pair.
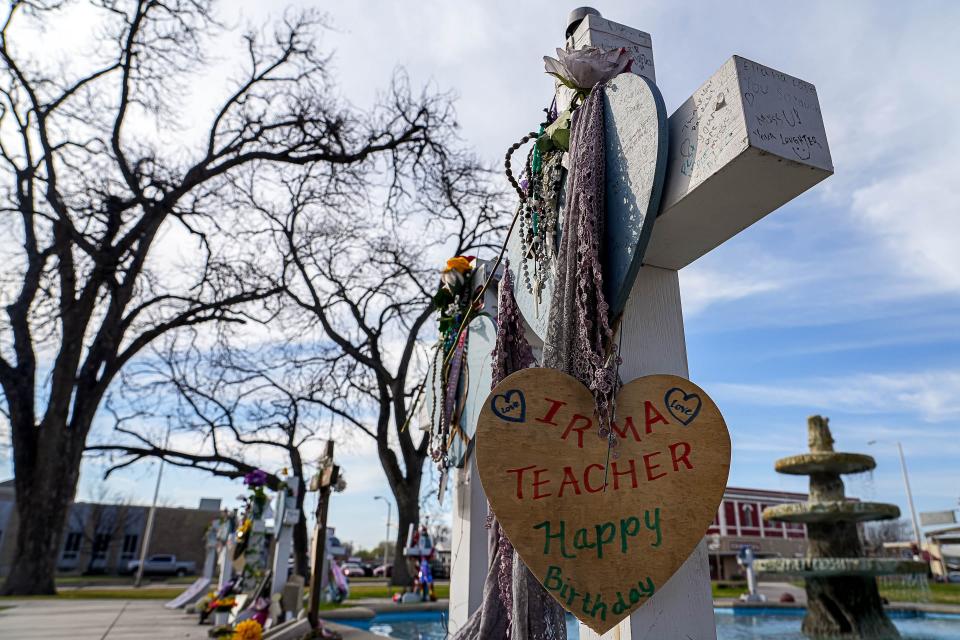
445,256 -> 472,274
232,619 -> 262,640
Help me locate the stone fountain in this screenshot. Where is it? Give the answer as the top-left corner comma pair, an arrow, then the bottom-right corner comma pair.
754,416 -> 927,639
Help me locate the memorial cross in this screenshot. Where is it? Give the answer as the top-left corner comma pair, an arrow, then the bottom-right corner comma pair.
308,441 -> 339,629
448,8 -> 832,639
270,477 -> 302,617
216,513 -> 236,591
203,519 -> 219,581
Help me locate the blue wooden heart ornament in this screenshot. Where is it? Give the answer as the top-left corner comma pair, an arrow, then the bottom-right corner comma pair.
602,72 -> 669,320
490,389 -> 526,423
664,387 -> 702,426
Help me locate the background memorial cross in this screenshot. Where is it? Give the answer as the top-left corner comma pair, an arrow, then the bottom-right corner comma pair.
449,8 -> 832,639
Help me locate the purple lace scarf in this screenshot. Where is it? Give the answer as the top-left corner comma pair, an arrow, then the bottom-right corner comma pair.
542,84 -> 618,431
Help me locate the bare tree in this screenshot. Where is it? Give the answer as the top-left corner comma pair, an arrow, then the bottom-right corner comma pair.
89,333 -> 339,578
0,0 -> 461,595
242,149 -> 508,585
862,518 -> 912,556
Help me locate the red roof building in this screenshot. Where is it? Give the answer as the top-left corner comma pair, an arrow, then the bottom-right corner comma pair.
704,486 -> 810,580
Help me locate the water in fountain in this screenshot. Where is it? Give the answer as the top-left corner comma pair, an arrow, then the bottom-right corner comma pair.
753,416 -> 928,639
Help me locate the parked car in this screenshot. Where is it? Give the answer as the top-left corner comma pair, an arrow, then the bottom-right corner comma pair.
947,571 -> 960,583
341,562 -> 366,578
361,562 -> 376,577
125,554 -> 196,577
373,563 -> 393,578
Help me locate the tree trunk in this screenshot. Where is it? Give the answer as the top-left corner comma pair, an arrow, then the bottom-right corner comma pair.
293,484 -> 310,579
1,445 -> 81,595
391,486 -> 420,587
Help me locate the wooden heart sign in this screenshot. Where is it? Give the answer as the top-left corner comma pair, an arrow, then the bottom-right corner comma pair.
475,368 -> 731,634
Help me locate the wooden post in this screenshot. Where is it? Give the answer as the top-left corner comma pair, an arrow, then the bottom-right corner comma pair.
448,262 -> 498,633
449,455 -> 491,630
308,441 -> 339,629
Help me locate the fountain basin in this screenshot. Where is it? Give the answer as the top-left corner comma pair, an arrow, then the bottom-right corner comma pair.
753,557 -> 928,577
762,500 -> 900,523
774,452 -> 876,475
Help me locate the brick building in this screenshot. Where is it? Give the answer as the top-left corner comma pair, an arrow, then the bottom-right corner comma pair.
705,486 -> 810,580
0,479 -> 221,576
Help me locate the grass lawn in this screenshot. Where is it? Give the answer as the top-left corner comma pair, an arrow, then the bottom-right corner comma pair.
711,583 -> 746,599
334,582 -> 450,601
0,582 -> 746,603
880,582 -> 960,604
9,580 -> 954,607
0,581 -> 453,602
55,575 -> 194,587
784,578 -> 960,606
722,580 -> 960,606
922,583 -> 960,605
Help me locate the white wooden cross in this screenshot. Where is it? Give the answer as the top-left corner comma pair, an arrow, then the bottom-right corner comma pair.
217,515 -> 235,591
270,478 -> 301,608
448,9 -> 832,639
203,518 -> 219,581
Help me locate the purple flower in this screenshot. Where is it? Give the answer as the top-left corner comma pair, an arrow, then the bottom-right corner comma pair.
244,469 -> 268,487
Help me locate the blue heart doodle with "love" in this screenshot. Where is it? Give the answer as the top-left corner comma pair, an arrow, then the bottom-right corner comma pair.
664,387 -> 702,426
490,389 -> 526,423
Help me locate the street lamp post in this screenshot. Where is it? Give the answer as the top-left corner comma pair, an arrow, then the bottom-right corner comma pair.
135,421 -> 171,588
374,496 -> 392,574
896,442 -> 923,551
868,439 -> 923,553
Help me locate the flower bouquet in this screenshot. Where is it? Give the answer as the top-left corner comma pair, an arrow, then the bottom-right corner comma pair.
198,583 -> 238,623
232,620 -> 262,640
243,469 -> 269,513
212,596 -> 237,612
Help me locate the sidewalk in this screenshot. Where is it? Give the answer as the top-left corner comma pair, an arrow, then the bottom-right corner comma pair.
0,599 -> 208,639
0,599 -> 380,640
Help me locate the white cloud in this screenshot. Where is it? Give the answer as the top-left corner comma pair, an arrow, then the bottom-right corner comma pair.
679,265 -> 783,317
713,370 -> 960,423
851,162 -> 960,292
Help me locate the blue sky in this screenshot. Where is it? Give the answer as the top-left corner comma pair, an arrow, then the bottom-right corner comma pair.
3,1 -> 959,551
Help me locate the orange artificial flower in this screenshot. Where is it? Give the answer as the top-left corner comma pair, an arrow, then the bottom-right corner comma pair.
445,256 -> 472,274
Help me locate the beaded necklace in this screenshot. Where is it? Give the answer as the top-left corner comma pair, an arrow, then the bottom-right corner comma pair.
518,147 -> 564,308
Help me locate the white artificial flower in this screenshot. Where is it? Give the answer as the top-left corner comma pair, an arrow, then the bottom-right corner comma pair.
440,269 -> 465,289
543,46 -> 633,90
